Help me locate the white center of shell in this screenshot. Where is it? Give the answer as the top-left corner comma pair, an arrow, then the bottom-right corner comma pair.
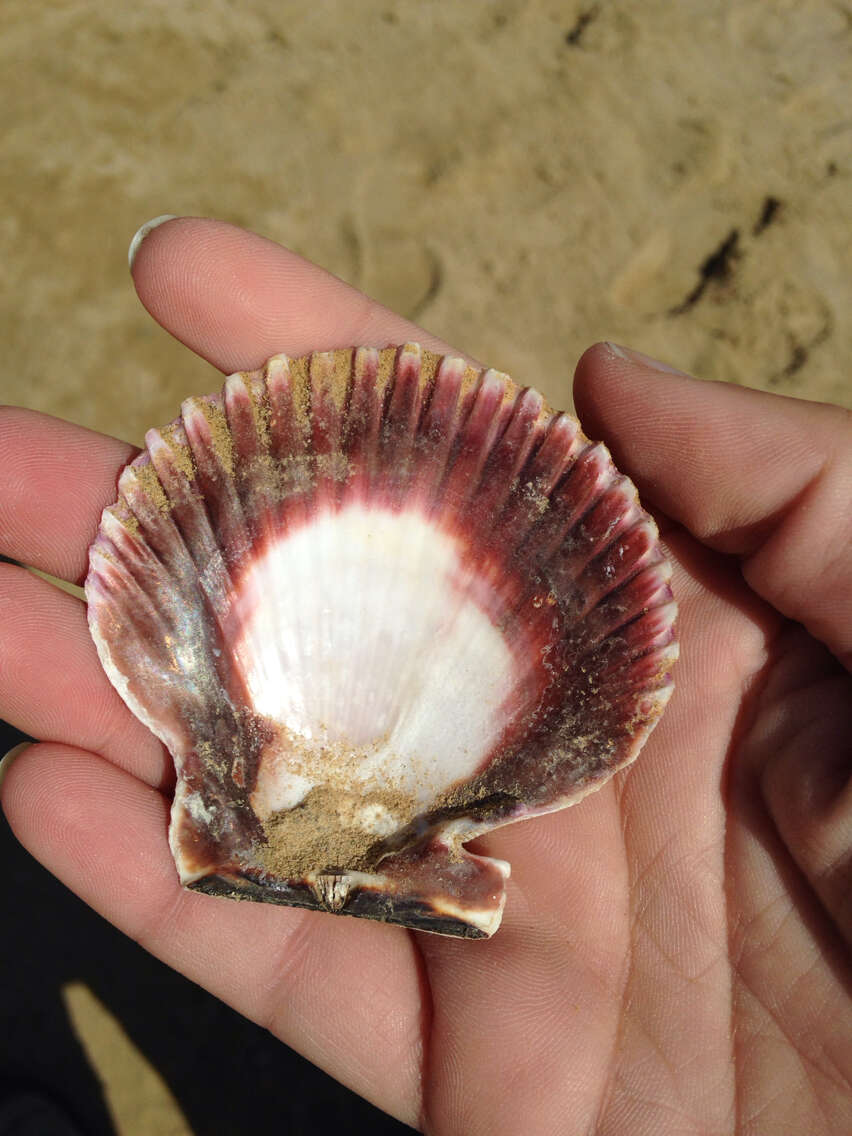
231,506 -> 516,827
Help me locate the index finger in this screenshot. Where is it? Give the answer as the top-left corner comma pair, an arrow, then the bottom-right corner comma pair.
574,342 -> 852,670
0,218 -> 461,582
129,215 -> 467,373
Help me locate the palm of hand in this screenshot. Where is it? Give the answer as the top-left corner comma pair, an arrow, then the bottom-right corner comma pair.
2,220 -> 850,1135
416,525 -> 851,1135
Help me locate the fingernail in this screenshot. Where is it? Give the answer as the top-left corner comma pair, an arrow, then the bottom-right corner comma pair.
0,742 -> 31,789
128,215 -> 180,271
606,342 -> 691,377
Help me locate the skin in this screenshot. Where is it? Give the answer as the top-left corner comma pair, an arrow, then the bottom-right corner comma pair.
1,218 -> 851,1134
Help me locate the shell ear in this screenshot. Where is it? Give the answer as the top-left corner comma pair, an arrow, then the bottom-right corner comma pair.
86,345 -> 677,938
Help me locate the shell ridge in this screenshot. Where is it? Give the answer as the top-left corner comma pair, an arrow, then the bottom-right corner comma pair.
542,505 -> 649,616
452,375 -> 524,525
416,355 -> 478,515
140,418 -> 272,783
335,348 -> 358,495
223,373 -> 269,536
344,346 -> 383,501
376,343 -> 424,507
581,549 -> 676,638
465,385 -> 548,530
404,350 -> 445,511
489,409 -> 581,559
348,345 -> 397,507
437,369 -> 511,519
141,427 -> 234,600
87,549 -> 220,775
521,410 -> 584,492
262,352 -> 307,487
410,346 -> 441,439
115,462 -> 217,617
308,348 -> 354,511
220,373 -> 289,715
181,396 -> 253,576
274,353 -> 314,504
139,426 -> 240,640
513,439 -> 617,573
571,519 -> 666,620
262,353 -> 316,568
571,599 -> 678,684
89,535 -> 180,649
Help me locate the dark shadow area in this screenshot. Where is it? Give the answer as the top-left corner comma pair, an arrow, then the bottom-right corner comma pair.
668,228 -> 741,315
0,720 -> 410,1136
752,194 -> 782,236
564,5 -> 599,47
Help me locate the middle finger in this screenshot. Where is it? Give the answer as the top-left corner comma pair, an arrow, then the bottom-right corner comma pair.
0,562 -> 170,787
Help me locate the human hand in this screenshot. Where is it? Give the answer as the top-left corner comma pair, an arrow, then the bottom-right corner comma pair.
2,219 -> 850,1134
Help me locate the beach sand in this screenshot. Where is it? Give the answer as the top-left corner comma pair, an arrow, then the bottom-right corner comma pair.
1,1 -> 849,440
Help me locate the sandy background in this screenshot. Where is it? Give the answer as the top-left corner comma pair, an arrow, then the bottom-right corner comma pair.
2,0 -> 851,440
1,1 -> 850,1134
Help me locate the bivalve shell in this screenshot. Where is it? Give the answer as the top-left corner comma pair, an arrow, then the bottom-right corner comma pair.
86,344 -> 678,938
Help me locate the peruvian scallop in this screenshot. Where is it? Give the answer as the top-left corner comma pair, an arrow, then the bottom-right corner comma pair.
86,344 -> 678,938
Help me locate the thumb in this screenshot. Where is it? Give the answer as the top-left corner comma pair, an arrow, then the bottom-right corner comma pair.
574,344 -> 852,947
573,343 -> 852,672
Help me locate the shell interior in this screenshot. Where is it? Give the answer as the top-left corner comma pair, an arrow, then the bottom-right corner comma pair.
86,344 -> 678,938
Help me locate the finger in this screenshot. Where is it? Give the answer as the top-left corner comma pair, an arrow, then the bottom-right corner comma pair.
743,625 -> 852,949
130,216 -> 466,373
574,343 -> 852,670
0,564 -> 168,786
0,406 -> 136,584
1,743 -> 424,1127
2,219 -> 465,584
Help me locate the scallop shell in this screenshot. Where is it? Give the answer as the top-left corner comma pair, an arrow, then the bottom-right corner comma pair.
86,344 -> 678,938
